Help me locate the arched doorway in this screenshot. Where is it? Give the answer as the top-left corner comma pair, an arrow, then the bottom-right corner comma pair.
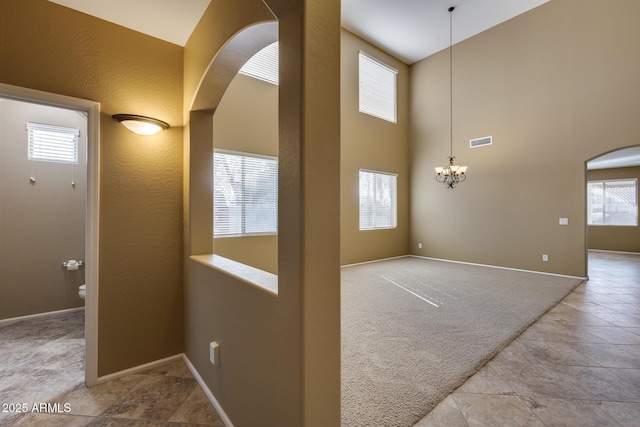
585,145 -> 640,275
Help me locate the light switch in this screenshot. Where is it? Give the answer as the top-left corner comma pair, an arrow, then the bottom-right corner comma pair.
559,218 -> 569,225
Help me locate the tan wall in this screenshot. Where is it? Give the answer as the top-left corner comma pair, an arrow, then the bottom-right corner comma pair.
183,0 -> 341,426
410,0 -> 640,277
587,166 -> 640,253
212,30 -> 410,272
0,0 -> 184,374
0,100 -> 86,320
213,73 -> 278,274
341,29 -> 410,265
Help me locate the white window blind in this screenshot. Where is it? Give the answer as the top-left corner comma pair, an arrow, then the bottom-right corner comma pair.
27,122 -> 79,164
359,169 -> 397,230
214,150 -> 278,236
239,42 -> 279,85
359,51 -> 397,123
587,179 -> 638,226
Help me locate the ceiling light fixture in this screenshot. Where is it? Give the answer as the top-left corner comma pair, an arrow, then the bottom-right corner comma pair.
435,6 -> 467,189
112,114 -> 170,136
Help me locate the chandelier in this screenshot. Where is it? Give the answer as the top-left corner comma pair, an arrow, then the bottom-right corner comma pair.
435,6 -> 467,189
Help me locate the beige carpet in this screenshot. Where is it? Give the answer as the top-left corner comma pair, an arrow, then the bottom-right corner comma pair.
341,256 -> 582,427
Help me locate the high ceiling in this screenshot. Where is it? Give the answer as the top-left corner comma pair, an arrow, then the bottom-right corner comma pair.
49,0 -> 211,47
342,0 -> 550,64
49,0 -> 550,63
47,0 -> 640,169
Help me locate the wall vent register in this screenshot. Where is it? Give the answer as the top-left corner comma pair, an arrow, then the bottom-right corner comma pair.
470,136 -> 492,148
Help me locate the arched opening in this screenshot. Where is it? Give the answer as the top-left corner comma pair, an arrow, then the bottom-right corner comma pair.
585,145 -> 640,275
212,40 -> 279,275
187,21 -> 279,291
182,3 -> 341,423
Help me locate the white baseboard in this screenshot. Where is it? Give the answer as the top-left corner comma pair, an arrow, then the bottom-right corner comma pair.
96,354 -> 183,384
410,255 -> 588,281
341,255 -> 409,268
589,249 -> 640,256
0,306 -> 84,326
93,353 -> 233,426
183,355 -> 234,427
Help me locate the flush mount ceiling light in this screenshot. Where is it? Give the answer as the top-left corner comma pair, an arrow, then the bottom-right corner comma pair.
435,6 -> 468,189
112,114 -> 170,136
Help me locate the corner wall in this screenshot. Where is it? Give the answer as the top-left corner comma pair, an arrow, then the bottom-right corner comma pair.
341,29 -> 410,265
410,0 -> 640,277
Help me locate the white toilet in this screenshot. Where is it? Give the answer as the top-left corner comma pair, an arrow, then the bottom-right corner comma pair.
79,284 -> 86,300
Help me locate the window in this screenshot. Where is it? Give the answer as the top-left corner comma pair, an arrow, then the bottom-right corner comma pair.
27,122 -> 79,164
359,170 -> 397,230
358,51 -> 397,123
587,179 -> 638,226
214,150 -> 278,236
239,42 -> 279,85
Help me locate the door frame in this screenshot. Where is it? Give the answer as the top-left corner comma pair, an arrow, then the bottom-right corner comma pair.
0,82 -> 100,386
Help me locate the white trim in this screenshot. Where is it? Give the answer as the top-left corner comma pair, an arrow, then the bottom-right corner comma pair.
588,249 -> 640,256
214,148 -> 277,161
341,255 -> 409,269
358,50 -> 398,74
183,355 -> 235,427
0,307 -> 84,326
410,255 -> 588,281
0,82 -> 100,388
359,168 -> 398,177
96,354 -> 183,384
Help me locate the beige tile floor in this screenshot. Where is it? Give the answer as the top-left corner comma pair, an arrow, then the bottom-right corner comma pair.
0,310 -> 224,426
416,251 -> 640,427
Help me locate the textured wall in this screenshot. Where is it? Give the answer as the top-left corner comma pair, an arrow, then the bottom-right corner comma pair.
0,100 -> 86,320
183,0 -> 341,425
410,0 -> 640,277
0,0 -> 184,374
587,166 -> 640,253
340,29 -> 410,265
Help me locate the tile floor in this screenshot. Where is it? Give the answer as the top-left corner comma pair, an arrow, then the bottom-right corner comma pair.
416,251 -> 640,427
0,309 -> 224,426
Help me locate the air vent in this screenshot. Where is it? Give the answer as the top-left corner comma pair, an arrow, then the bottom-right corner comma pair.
470,136 -> 492,148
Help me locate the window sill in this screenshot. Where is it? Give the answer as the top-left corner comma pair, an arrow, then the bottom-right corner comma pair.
190,254 -> 278,296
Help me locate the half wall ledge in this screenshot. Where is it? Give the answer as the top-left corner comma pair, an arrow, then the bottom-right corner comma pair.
190,254 -> 278,296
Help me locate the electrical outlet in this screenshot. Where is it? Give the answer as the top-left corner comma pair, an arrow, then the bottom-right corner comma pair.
542,254 -> 549,262
210,341 -> 220,366
418,243 -> 422,249
559,218 -> 569,225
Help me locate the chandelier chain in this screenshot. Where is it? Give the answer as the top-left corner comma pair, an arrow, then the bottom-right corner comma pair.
449,6 -> 453,159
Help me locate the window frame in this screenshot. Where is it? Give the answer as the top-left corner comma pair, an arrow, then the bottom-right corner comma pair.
26,122 -> 79,164
358,51 -> 398,123
213,149 -> 278,238
587,178 -> 638,227
359,169 -> 398,231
